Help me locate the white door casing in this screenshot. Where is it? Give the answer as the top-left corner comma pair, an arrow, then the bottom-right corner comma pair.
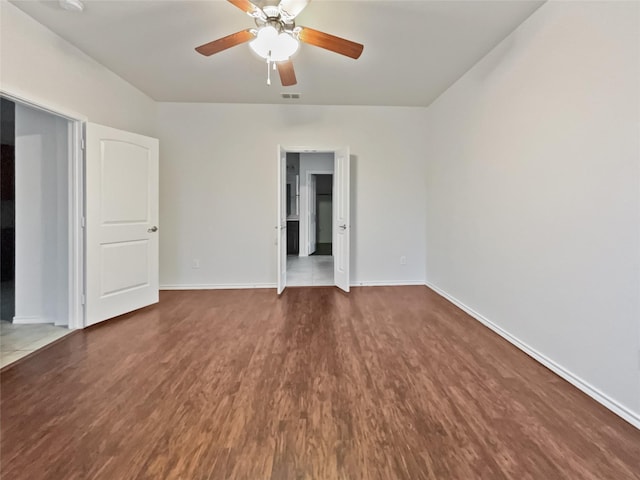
85,123 -> 159,326
334,147 -> 350,292
277,146 -> 287,295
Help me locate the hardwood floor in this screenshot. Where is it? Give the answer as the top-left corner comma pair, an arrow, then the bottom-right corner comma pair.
1,286 -> 639,479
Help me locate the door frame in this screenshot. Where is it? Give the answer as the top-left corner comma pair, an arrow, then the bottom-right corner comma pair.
277,145 -> 287,294
1,89 -> 85,330
277,146 -> 348,292
304,170 -> 333,256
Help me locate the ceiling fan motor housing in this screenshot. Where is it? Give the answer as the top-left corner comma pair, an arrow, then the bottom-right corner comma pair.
254,7 -> 295,34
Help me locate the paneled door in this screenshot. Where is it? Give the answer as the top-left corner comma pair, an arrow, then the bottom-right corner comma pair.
334,147 -> 350,292
85,123 -> 159,326
277,146 -> 287,295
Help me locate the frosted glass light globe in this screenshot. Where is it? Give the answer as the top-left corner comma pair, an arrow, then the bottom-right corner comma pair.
250,26 -> 299,62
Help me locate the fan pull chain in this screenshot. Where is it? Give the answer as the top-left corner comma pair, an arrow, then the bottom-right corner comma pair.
266,50 -> 272,85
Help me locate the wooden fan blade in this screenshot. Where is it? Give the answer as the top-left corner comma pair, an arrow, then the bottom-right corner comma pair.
298,26 -> 364,59
227,0 -> 263,17
277,60 -> 297,86
279,0 -> 311,19
195,29 -> 254,56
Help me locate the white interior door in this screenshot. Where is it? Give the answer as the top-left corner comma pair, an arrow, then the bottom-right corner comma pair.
334,147 -> 350,292
308,174 -> 317,255
277,146 -> 287,294
85,123 -> 159,326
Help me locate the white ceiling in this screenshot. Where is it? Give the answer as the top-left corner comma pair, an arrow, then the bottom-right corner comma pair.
11,0 -> 544,106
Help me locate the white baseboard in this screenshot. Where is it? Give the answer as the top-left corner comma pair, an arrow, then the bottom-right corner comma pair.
160,283 -> 277,291
351,280 -> 427,287
13,316 -> 52,325
161,281 -> 426,291
425,282 -> 640,430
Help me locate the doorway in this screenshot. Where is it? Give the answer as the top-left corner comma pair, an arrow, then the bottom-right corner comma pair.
0,97 -> 77,367
312,174 -> 333,256
286,153 -> 334,287
277,147 -> 350,293
0,91 -> 159,349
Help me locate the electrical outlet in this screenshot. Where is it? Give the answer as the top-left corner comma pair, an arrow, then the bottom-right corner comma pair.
400,256 -> 407,265
192,259 -> 201,269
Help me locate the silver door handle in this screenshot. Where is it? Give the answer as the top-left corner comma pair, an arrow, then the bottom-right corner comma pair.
339,224 -> 347,230
148,226 -> 158,233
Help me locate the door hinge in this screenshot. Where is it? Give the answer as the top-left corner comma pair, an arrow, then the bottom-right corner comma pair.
81,137 -> 86,150
81,294 -> 86,305
81,216 -> 85,228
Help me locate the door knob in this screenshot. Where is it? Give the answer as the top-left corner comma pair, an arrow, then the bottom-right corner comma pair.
148,226 -> 158,233
339,224 -> 347,230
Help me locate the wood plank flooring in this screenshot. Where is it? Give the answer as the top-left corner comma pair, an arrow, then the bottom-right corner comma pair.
1,286 -> 639,479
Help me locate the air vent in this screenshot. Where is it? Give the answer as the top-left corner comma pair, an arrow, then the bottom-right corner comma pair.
281,93 -> 301,99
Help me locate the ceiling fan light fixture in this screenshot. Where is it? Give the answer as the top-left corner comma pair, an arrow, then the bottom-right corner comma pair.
249,26 -> 299,62
195,0 -> 363,87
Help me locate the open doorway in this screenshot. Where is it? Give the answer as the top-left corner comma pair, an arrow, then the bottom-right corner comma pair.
0,96 -> 78,368
312,174 -> 333,256
277,147 -> 350,293
275,145 -> 351,295
1,92 -> 159,353
285,152 -> 334,286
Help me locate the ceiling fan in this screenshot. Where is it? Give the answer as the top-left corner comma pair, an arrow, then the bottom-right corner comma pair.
195,0 -> 364,87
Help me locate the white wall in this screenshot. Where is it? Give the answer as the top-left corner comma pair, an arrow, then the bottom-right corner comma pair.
423,0 -> 640,424
0,1 -> 156,136
299,152 -> 334,256
157,103 -> 427,288
14,104 -> 69,325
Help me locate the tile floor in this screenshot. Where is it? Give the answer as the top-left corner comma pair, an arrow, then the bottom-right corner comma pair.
0,321 -> 71,369
287,255 -> 334,286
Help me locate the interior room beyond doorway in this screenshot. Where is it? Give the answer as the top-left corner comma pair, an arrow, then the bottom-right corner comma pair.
0,96 -> 74,368
285,152 -> 334,286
